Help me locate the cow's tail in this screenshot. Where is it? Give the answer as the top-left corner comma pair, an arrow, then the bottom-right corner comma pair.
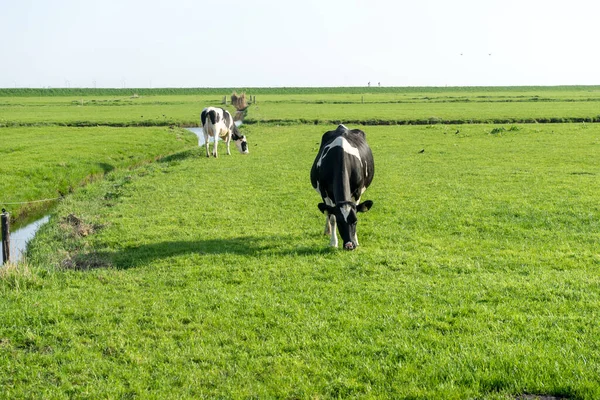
200,109 -> 207,126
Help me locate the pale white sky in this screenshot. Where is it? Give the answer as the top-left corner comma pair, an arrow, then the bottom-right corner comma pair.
1,0 -> 598,88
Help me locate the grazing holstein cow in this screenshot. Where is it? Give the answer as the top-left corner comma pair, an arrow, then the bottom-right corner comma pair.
200,107 -> 249,157
311,124 -> 374,250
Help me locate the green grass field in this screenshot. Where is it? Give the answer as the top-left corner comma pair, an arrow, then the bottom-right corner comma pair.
3,86 -> 600,127
0,126 -> 195,223
1,88 -> 600,399
245,100 -> 600,124
0,98 -> 220,127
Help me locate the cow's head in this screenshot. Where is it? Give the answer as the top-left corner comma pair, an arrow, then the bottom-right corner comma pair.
232,128 -> 249,154
318,200 -> 373,250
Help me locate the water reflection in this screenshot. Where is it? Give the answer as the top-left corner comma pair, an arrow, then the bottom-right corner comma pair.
185,127 -> 210,146
1,215 -> 49,264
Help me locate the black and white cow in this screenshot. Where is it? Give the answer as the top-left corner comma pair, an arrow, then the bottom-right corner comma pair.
200,107 -> 249,158
310,124 -> 374,250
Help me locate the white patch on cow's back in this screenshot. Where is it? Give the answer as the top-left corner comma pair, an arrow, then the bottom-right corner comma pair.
341,138 -> 361,161
317,136 -> 362,168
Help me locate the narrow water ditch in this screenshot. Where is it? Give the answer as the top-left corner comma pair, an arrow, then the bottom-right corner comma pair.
1,215 -> 50,264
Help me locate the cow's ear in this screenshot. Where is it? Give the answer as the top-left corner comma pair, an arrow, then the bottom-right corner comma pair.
318,203 -> 333,214
357,200 -> 373,213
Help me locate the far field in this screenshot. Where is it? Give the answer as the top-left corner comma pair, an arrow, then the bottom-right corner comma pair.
2,86 -> 600,127
1,87 -> 599,399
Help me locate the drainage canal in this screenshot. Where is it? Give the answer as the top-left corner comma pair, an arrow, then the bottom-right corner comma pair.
1,215 -> 50,264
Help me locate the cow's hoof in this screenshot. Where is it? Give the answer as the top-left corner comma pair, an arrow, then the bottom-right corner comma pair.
344,242 -> 356,250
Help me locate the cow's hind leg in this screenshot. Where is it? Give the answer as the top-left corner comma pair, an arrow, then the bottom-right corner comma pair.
204,132 -> 210,157
212,136 -> 219,158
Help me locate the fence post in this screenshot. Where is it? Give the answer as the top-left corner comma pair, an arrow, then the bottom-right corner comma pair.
1,209 -> 9,264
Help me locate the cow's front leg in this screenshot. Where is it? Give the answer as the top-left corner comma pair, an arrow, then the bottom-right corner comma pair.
328,214 -> 338,247
323,212 -> 332,236
225,134 -> 231,155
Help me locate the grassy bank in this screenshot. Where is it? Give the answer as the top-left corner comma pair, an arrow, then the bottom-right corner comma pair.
2,123 -> 598,398
0,126 -> 195,223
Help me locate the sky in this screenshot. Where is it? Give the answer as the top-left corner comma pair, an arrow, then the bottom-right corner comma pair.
1,0 -> 599,88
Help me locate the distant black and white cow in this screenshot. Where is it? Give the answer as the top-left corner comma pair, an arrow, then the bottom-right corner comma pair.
200,107 -> 249,158
311,124 -> 374,250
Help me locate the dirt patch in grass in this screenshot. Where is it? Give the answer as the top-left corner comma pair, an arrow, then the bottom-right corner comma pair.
58,214 -> 111,270
60,214 -> 99,238
61,214 -> 94,237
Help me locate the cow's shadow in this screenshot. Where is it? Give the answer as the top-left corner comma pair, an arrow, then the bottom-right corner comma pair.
157,148 -> 199,163
97,162 -> 115,174
76,235 -> 333,270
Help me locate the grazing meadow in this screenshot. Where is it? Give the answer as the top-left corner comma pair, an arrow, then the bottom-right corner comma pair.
0,126 -> 195,223
1,87 -> 600,399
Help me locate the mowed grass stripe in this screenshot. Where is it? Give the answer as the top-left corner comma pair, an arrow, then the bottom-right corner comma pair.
2,124 -> 598,398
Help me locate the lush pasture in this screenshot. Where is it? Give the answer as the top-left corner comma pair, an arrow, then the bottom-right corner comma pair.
250,87 -> 600,104
0,126 -> 195,222
1,87 -> 600,398
246,101 -> 600,124
4,98 -> 599,128
2,119 -> 599,398
3,86 -> 600,127
0,98 -> 220,127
